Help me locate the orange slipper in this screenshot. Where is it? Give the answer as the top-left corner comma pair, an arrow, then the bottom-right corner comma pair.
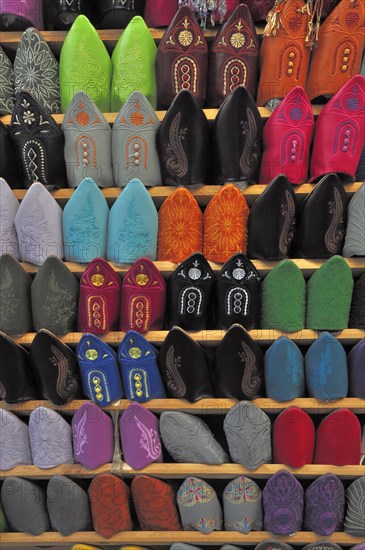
131,475 -> 182,531
157,188 -> 203,263
203,184 -> 249,262
88,474 -> 132,539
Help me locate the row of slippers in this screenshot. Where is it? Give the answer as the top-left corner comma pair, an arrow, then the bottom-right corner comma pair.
58,544 -> 365,550
0,471 -> 364,537
2,75 -> 365,191
1,1 -> 363,110
2,321 -> 364,406
1,401 -> 363,470
2,175 -> 365,266
1,251 -> 364,338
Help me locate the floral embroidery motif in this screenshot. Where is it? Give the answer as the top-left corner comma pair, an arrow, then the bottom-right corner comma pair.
285,345 -> 303,386
74,37 -> 106,103
157,189 -> 202,261
0,47 -> 14,114
14,29 -> 60,113
164,112 -> 188,178
191,517 -> 222,532
66,192 -> 101,248
204,185 -> 249,261
0,267 -> 19,323
117,198 -> 153,259
313,345 -> 333,386
112,42 -> 147,97
73,410 -> 88,455
133,414 -> 161,459
325,187 -> 344,254
165,345 -> 186,397
18,199 -> 53,256
177,478 -> 215,507
224,477 -> 261,504
43,270 -> 77,326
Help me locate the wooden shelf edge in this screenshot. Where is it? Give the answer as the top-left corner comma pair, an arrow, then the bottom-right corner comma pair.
19,257 -> 365,278
1,463 -> 364,480
1,105 -> 324,127
13,329 -> 365,346
11,181 -> 362,208
0,531 -> 360,547
2,398 -> 365,416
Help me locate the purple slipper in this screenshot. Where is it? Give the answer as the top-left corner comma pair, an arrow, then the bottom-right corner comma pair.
72,402 -> 114,470
304,474 -> 345,535
120,402 -> 162,470
263,470 -> 304,535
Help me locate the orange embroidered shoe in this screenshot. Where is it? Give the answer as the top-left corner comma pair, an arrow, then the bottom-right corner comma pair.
157,188 -> 203,263
203,184 -> 249,263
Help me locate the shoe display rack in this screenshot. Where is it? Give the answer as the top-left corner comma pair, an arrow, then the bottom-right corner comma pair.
1,25 -> 365,550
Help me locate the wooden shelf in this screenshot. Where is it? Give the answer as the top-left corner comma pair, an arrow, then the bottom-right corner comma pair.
13,329 -> 365,347
1,105 -> 324,127
11,181 -> 362,208
2,398 -> 365,416
1,463 -> 364,481
19,257 -> 365,278
0,531 -> 360,547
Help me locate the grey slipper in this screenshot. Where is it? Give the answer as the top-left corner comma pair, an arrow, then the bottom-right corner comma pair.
47,475 -> 93,535
160,411 -> 229,465
223,475 -> 263,533
0,409 -> 32,470
0,253 -> 33,336
177,477 -> 223,534
224,401 -> 271,469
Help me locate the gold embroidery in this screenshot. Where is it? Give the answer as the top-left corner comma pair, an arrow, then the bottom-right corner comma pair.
136,273 -> 149,286
179,30 -> 193,46
86,349 -> 98,360
87,295 -> 107,331
130,296 -> 150,332
129,347 -> 142,359
91,273 -> 105,287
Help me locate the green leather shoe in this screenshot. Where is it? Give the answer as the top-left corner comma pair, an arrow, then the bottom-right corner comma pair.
59,15 -> 111,113
306,256 -> 354,331
111,16 -> 157,111
261,259 -> 306,332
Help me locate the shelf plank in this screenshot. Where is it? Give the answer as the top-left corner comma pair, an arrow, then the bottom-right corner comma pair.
1,463 -> 364,480
11,181 -> 362,208
13,329 -> 365,347
0,531 -> 360,547
19,257 -> 365,278
2,398 -> 365,416
2,105 -> 324,125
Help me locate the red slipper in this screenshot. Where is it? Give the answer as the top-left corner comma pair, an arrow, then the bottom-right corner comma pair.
314,409 -> 361,465
273,406 -> 315,468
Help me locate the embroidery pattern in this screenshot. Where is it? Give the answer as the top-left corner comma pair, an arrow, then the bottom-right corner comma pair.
49,345 -> 77,399
225,518 -> 256,532
73,410 -> 88,455
312,345 -> 333,387
73,37 -> 106,103
174,56 -> 198,93
133,414 -> 161,459
18,199 -> 54,259
263,470 -> 303,535
130,295 -> 150,332
239,340 -> 260,397
164,345 -> 186,397
177,478 -> 215,507
325,187 -> 344,254
240,108 -> 260,179
66,192 -> 102,248
117,198 -> 153,259
224,477 -> 261,503
223,59 -> 247,95
86,369 -> 110,401
164,112 -> 188,178
14,29 -> 60,113
191,517 -> 222,532
128,368 -> 149,399
157,189 -> 202,261
87,295 -> 107,331
43,270 -> 77,327
226,287 -> 249,316
112,42 -> 148,99
305,474 -> 344,536
285,345 -> 303,386
0,267 -> 19,322
279,190 -> 296,256
180,287 -> 203,316
0,47 -> 14,114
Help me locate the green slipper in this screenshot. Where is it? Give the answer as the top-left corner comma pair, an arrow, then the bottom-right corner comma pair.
306,256 -> 354,331
111,16 -> 157,111
59,15 -> 111,113
261,260 -> 306,332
